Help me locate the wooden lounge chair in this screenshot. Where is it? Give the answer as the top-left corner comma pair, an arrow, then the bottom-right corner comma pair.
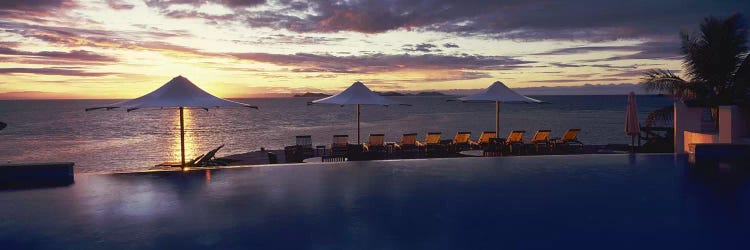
331,135 -> 349,157
419,132 -> 443,154
526,130 -> 551,153
505,130 -> 525,154
154,145 -> 227,167
194,144 -> 226,166
420,132 -> 442,146
364,134 -> 386,152
451,131 -> 472,151
470,131 -> 496,149
395,133 -> 419,151
551,129 -> 584,152
155,153 -> 203,167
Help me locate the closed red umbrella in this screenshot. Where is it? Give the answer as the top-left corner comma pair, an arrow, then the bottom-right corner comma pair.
625,92 -> 640,151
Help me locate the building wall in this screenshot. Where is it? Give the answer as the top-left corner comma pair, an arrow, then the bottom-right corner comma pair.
675,103 -> 749,153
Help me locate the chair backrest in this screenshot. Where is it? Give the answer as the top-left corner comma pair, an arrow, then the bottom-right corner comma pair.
424,132 -> 441,145
368,134 -> 385,146
196,144 -> 224,165
453,132 -> 471,144
332,135 -> 348,147
478,131 -> 496,144
531,130 -> 551,142
401,133 -> 417,146
296,135 -> 312,148
507,130 -> 525,143
562,129 -> 581,142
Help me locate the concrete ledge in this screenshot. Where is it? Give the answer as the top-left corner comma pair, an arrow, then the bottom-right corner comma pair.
692,144 -> 750,165
0,162 -> 74,189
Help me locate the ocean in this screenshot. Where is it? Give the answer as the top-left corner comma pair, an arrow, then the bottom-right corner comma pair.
0,95 -> 673,173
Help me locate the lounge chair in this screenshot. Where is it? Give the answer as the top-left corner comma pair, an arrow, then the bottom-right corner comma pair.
420,132 -> 442,146
364,134 -> 386,152
194,144 -> 226,166
331,135 -> 349,157
505,130 -> 525,154
451,131 -> 472,151
525,130 -> 551,153
296,135 -> 314,158
551,129 -> 584,152
419,132 -> 443,154
470,131 -> 496,149
395,133 -> 419,151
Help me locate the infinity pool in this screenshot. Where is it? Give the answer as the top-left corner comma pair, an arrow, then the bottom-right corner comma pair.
1,154 -> 748,249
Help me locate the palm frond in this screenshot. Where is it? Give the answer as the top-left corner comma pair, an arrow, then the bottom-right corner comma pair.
640,69 -> 686,94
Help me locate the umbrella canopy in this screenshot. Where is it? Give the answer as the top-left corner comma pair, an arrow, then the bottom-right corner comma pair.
312,81 -> 402,106
312,81 -> 403,144
458,81 -> 542,103
86,75 -> 255,111
87,76 -> 258,169
458,81 -> 542,138
625,92 -> 640,148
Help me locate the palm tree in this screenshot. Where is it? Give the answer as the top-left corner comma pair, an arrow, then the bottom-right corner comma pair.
642,13 -> 750,128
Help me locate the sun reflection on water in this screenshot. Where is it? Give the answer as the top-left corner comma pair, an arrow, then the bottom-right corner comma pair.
170,108 -> 198,163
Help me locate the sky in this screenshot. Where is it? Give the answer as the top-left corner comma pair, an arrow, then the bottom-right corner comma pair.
0,0 -> 747,99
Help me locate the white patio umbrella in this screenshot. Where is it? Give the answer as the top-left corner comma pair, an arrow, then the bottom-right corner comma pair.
625,92 -> 640,150
311,81 -> 404,144
458,81 -> 542,138
86,75 -> 258,168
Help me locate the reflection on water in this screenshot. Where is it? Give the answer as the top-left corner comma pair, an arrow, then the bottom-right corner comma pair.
205,169 -> 211,184
170,108 -> 198,163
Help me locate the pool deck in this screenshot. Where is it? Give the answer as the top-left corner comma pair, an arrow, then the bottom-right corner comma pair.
1,154 -> 748,249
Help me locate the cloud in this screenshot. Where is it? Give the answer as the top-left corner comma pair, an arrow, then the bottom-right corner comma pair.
0,47 -> 117,62
515,83 -> 647,95
536,41 -> 680,61
140,0 -> 749,41
106,0 -> 135,10
549,62 -> 637,69
0,0 -> 76,21
402,43 -> 441,52
230,52 -> 533,73
528,78 -> 628,83
0,68 -> 113,76
0,0 -> 72,11
549,62 -> 582,68
389,71 -> 493,83
606,69 -> 681,77
443,43 -> 459,48
0,91 -> 87,100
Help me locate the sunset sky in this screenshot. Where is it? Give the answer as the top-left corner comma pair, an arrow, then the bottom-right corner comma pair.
0,0 -> 747,99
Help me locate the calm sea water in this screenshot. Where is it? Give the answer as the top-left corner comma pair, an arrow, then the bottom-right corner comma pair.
0,95 -> 672,173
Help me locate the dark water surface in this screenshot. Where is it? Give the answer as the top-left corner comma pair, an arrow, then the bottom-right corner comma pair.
0,95 -> 672,173
0,154 -> 748,249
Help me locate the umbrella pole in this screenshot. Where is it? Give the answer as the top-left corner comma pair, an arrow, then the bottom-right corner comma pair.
180,107 -> 186,169
356,104 -> 360,144
495,101 -> 500,138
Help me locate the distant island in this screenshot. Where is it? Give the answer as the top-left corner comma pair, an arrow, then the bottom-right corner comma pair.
293,92 -> 331,97
374,91 -> 448,96
414,91 -> 448,96
294,91 -> 447,97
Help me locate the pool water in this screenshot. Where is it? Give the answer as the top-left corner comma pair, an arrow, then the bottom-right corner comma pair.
1,154 -> 748,249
